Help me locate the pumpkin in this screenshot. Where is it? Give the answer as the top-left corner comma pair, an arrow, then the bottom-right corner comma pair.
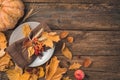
0,0 -> 24,31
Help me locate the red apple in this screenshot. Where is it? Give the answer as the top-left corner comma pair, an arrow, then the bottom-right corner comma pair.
74,70 -> 85,80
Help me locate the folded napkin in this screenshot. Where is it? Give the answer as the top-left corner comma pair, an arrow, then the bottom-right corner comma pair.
6,23 -> 51,68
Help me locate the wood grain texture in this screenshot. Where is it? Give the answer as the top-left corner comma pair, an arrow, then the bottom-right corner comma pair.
23,0 -> 120,5
24,3 -> 120,30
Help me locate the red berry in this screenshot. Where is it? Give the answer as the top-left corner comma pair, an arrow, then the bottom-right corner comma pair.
74,70 -> 85,80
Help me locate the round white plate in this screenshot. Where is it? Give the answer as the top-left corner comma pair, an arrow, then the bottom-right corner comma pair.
9,22 -> 55,67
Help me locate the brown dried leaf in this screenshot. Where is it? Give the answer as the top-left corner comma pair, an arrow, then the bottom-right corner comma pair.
69,62 -> 82,70
63,77 -> 72,80
45,56 -> 60,80
28,46 -> 35,58
67,36 -> 74,43
0,53 -> 10,71
22,24 -> 31,37
62,43 -> 72,60
51,67 -> 67,80
83,58 -> 92,67
39,67 -> 45,78
60,31 -> 69,39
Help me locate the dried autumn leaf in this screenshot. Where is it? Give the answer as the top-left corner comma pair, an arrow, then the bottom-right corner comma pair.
0,49 -> 5,57
43,39 -> 53,48
7,69 -> 21,80
60,31 -> 69,39
83,58 -> 92,67
0,32 -> 7,49
67,36 -> 74,43
0,53 -> 10,71
22,24 -> 31,37
28,46 -> 35,58
63,77 -> 72,80
39,67 -> 45,78
51,67 -> 67,80
41,32 -> 60,48
69,62 -> 82,70
0,32 -> 7,57
29,74 -> 38,80
20,72 -> 30,80
45,56 -> 60,80
62,43 -> 72,60
7,65 -> 31,80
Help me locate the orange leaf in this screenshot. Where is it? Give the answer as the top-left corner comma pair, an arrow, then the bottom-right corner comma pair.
67,36 -> 74,43
69,62 -> 82,70
45,56 -> 60,80
62,43 -> 72,60
83,58 -> 92,67
60,31 -> 69,39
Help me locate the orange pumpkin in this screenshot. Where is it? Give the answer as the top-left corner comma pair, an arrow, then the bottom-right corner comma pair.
0,0 -> 24,31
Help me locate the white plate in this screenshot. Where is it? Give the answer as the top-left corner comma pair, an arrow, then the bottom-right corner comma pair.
9,22 -> 55,67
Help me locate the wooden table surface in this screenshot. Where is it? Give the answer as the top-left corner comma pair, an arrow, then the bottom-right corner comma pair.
1,0 -> 120,80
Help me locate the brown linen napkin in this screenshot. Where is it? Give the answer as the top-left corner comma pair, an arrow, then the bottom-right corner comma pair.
6,23 -> 51,68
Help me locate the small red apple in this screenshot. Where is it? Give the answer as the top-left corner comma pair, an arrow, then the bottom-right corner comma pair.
74,70 -> 85,80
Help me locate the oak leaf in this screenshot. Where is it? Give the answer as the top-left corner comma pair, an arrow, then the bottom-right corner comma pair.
69,62 -> 82,70
41,32 -> 60,48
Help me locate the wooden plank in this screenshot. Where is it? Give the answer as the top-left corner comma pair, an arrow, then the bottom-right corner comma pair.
24,3 -> 120,30
4,30 -> 120,56
66,70 -> 120,80
53,31 -> 120,56
58,56 -> 120,73
23,0 -> 120,4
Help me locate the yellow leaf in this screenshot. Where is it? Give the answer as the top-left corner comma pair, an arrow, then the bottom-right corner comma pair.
49,35 -> 60,42
29,74 -> 38,80
69,62 -> 82,70
39,67 -> 45,78
7,68 -> 21,80
0,32 -> 7,49
41,32 -> 60,48
45,56 -> 60,80
22,24 -> 31,37
43,39 -> 53,48
7,65 -> 31,80
20,72 -> 30,80
0,53 -> 10,71
51,67 -> 67,80
63,77 -> 72,80
62,43 -> 72,60
28,46 -> 35,58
